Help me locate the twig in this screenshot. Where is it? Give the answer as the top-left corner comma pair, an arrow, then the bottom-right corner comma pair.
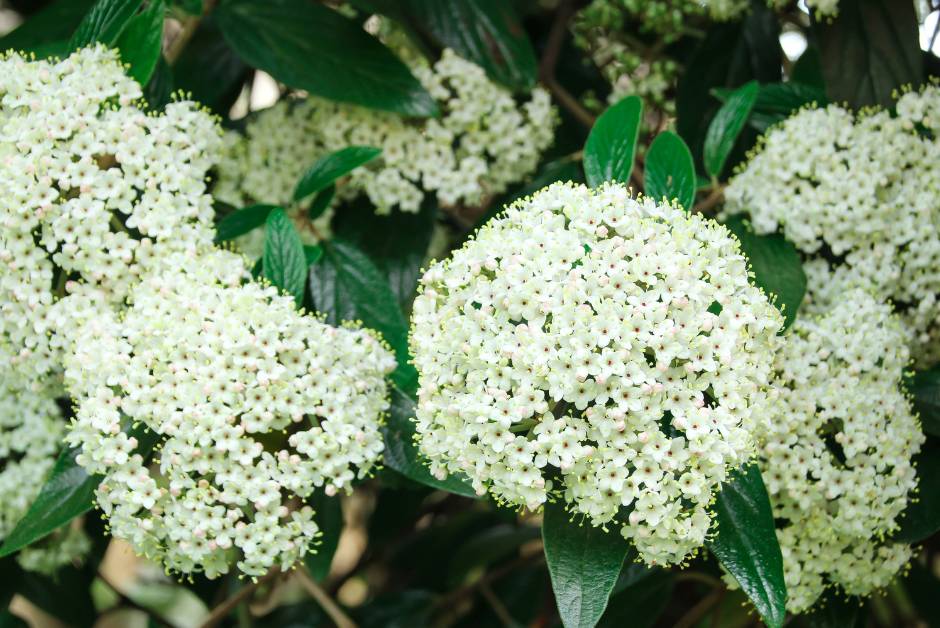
539,0 -> 596,128
98,572 -> 176,628
295,567 -> 358,628
479,581 -> 518,628
439,554 -> 544,608
694,185 -> 725,214
200,567 -> 283,628
674,588 -> 725,628
164,0 -> 219,65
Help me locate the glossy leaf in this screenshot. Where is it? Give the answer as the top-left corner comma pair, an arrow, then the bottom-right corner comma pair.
304,490 -> 343,581
894,440 -> 940,543
309,239 -> 417,393
583,95 -> 643,188
0,0 -> 95,57
704,80 -> 759,179
724,215 -> 806,330
214,0 -> 437,117
262,208 -> 307,306
294,146 -> 382,203
114,0 -> 164,84
69,0 -> 142,50
644,131 -> 696,210
905,367 -> 940,437
815,0 -> 922,108
542,497 -> 630,628
707,463 -> 787,628
381,386 -> 477,497
308,185 -> 336,221
214,204 -> 278,243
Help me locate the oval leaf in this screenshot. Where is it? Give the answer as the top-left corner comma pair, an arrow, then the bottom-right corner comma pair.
114,0 -> 165,85
294,146 -> 382,203
214,0 -> 437,117
704,80 -> 759,179
69,0 -> 142,50
263,208 -> 307,306
724,215 -> 806,330
542,498 -> 630,628
214,204 -> 278,243
707,463 -> 787,628
583,95 -> 643,189
644,131 -> 696,210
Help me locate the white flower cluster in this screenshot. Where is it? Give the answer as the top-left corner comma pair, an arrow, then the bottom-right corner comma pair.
63,247 -> 396,578
0,382 -> 90,574
725,86 -> 940,365
214,49 -> 557,217
0,45 -> 221,393
410,182 -> 782,565
756,290 -> 923,612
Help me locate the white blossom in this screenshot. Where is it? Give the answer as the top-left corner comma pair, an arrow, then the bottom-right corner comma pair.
410,182 -> 782,565
63,247 -> 396,578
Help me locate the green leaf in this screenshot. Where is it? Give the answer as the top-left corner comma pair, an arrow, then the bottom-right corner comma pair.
304,245 -> 323,267
309,239 -> 417,393
713,82 -> 828,133
0,423 -> 157,557
214,204 -> 278,243
447,524 -> 541,586
542,498 -> 630,628
381,386 -> 477,497
815,0 -> 922,109
723,215 -> 805,330
598,564 -> 674,628
262,208 -> 307,306
905,367 -> 940,437
308,185 -> 336,221
69,0 -> 143,50
904,561 -> 940,627
294,146 -> 382,203
0,610 -> 26,628
644,131 -> 696,210
707,463 -> 787,628
894,440 -> 940,543
797,590 -> 866,628
143,55 -> 174,110
304,490 -> 343,581
704,80 -> 759,179
214,0 -> 437,117
0,0 -> 96,58
583,95 -> 643,188
372,0 -> 537,91
114,0 -> 164,84
172,17 -> 250,115
791,46 -> 826,90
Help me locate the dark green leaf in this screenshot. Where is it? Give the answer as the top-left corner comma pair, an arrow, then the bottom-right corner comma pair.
214,0 -> 437,117
18,565 -> 97,626
214,204 -> 278,243
905,367 -> 940,437
542,498 -> 630,628
375,0 -> 537,90
904,560 -> 940,627
0,610 -> 26,628
599,564 -> 674,628
172,17 -> 250,115
381,386 -> 477,498
294,146 -> 382,203
143,55 -> 174,110
353,590 -> 436,628
262,208 -> 307,306
755,82 -> 827,115
309,239 -> 416,392
895,440 -> 940,543
723,215 -> 805,330
791,46 -> 826,90
644,131 -> 695,210
797,590 -> 866,628
304,245 -> 323,267
308,185 -> 336,221
304,490 -> 343,581
704,80 -> 759,179
0,0 -> 95,57
69,0 -> 142,50
115,0 -> 164,84
815,0 -> 922,109
583,95 -> 642,188
447,524 -> 540,585
707,463 -> 787,628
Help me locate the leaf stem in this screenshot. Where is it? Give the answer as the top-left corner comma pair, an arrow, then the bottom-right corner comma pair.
200,567 -> 283,628
539,0 -> 596,128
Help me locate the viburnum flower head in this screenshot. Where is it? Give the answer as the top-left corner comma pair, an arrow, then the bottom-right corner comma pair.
0,45 -> 221,392
755,289 -> 923,613
411,182 -> 782,565
63,248 -> 396,578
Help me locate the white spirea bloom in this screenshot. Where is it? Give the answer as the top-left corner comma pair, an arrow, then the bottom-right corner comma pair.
63,248 -> 396,578
410,182 -> 782,565
0,382 -> 90,574
756,290 -> 923,613
214,49 -> 557,217
725,86 -> 940,365
0,46 -> 221,392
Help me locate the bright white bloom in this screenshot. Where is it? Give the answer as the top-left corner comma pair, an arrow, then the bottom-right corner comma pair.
410,182 -> 782,565
63,248 -> 396,578
0,382 -> 90,574
755,290 -> 923,613
0,46 -> 221,392
215,49 -> 557,218
725,86 -> 940,365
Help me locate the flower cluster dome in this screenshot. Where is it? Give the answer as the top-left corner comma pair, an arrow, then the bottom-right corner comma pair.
755,289 -> 923,612
0,45 -> 222,392
724,86 -> 940,365
410,182 -> 782,565
63,248 -> 396,578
